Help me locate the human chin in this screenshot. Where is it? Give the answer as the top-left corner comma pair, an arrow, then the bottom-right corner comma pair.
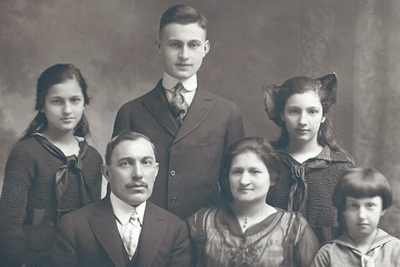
169,67 -> 196,80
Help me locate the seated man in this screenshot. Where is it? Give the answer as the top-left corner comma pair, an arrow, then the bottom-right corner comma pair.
52,130 -> 191,267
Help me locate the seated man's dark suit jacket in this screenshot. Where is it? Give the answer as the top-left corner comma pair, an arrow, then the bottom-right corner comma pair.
52,196 -> 191,267
113,80 -> 244,219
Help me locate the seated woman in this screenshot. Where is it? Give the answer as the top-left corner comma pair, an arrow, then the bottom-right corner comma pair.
187,137 -> 320,267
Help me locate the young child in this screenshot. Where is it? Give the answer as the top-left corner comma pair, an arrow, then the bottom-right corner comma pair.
0,64 -> 103,266
113,4 -> 244,219
263,73 -> 354,242
311,168 -> 400,266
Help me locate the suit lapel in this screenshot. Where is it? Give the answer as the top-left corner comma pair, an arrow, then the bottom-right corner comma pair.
142,81 -> 179,137
173,89 -> 216,144
88,197 -> 126,267
139,202 -> 167,266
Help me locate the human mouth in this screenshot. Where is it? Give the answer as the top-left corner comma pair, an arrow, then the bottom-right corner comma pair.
176,63 -> 192,68
61,117 -> 74,123
296,128 -> 309,134
126,183 -> 147,189
238,188 -> 253,192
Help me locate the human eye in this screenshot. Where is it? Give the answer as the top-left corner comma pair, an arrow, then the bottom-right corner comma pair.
288,109 -> 299,114
118,160 -> 130,167
250,168 -> 261,174
142,158 -> 154,166
347,202 -> 358,209
51,98 -> 62,104
71,97 -> 83,104
189,41 -> 200,48
169,42 -> 181,48
366,202 -> 376,209
231,168 -> 242,175
308,108 -> 320,115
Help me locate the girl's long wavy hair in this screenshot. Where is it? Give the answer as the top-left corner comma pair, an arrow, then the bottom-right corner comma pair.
271,74 -> 345,153
21,63 -> 90,140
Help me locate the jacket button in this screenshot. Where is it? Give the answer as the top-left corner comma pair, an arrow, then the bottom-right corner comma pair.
170,197 -> 178,204
170,170 -> 176,177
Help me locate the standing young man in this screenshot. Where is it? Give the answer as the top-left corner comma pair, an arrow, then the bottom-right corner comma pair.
112,4 -> 244,219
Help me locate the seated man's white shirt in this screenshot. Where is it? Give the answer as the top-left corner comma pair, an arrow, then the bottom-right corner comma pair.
110,192 -> 146,243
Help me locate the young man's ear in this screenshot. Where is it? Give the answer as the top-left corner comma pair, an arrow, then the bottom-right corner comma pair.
321,115 -> 326,123
101,164 -> 111,182
155,39 -> 162,53
203,40 -> 210,56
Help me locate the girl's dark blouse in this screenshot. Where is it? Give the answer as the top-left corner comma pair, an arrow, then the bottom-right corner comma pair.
267,146 -> 354,241
0,135 -> 102,266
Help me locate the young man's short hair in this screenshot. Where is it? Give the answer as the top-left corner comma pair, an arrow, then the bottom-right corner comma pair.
159,4 -> 208,34
332,168 -> 393,212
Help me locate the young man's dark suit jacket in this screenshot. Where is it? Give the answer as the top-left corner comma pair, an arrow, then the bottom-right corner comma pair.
113,80 -> 244,219
52,196 -> 191,267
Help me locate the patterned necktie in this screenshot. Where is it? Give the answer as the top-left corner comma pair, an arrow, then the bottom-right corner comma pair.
122,209 -> 141,259
169,83 -> 189,125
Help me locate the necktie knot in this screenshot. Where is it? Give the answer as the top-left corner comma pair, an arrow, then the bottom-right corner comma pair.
129,210 -> 140,226
169,83 -> 189,125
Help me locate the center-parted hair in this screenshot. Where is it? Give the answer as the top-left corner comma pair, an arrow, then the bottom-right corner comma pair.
332,168 -> 393,212
21,63 -> 91,140
219,137 -> 281,204
271,74 -> 342,151
159,4 -> 208,34
105,130 -> 157,165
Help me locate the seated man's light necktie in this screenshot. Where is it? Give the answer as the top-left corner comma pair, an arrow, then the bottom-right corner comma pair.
122,209 -> 141,259
169,82 -> 189,125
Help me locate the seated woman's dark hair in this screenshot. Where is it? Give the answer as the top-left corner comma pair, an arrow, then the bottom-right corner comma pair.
219,137 -> 281,204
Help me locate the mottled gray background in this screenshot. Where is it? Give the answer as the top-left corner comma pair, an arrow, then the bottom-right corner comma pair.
1,0 -> 399,237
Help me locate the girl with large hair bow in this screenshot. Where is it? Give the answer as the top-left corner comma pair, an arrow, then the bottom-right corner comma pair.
262,73 -> 354,243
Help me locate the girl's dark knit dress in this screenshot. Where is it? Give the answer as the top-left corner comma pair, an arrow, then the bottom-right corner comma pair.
0,135 -> 102,266
267,145 -> 354,243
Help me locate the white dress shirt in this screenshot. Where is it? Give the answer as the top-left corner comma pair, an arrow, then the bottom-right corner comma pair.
110,192 -> 145,244
162,72 -> 197,106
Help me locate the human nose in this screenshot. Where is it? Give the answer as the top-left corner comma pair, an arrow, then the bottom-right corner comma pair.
179,45 -> 189,60
62,101 -> 72,114
358,206 -> 366,219
132,163 -> 143,179
298,111 -> 307,126
239,172 -> 251,186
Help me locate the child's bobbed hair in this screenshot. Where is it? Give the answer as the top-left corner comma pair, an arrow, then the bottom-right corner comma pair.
332,167 -> 393,212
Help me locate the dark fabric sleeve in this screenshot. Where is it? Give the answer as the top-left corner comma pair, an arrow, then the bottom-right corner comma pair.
51,214 -> 78,267
82,146 -> 103,202
112,104 -> 131,138
168,219 -> 192,267
224,103 -> 244,154
294,215 -> 321,267
0,144 -> 34,266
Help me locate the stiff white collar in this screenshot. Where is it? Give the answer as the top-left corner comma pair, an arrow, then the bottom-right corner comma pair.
162,72 -> 197,92
110,192 -> 146,226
